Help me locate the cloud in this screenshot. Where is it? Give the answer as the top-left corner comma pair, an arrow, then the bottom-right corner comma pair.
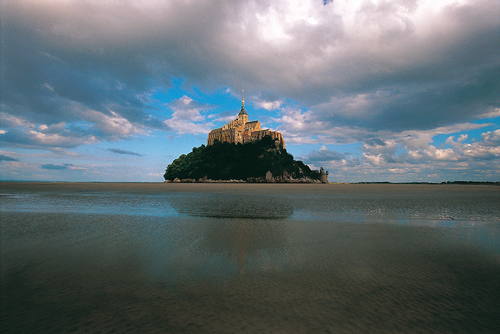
356,123 -> 498,166
478,108 -> 500,119
108,148 -> 143,157
303,146 -> 346,163
0,154 -> 18,162
40,163 -> 86,171
2,0 -> 497,139
41,163 -> 73,170
299,121 -> 499,182
0,115 -> 98,150
481,129 -> 500,146
253,98 -> 283,111
163,96 -> 213,134
0,103 -> 146,149
1,0 -> 498,182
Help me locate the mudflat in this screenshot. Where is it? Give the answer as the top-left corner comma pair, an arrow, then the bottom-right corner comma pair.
2,180 -> 499,194
1,182 -> 499,333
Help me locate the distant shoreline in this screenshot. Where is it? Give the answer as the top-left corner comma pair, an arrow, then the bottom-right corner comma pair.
354,181 -> 500,185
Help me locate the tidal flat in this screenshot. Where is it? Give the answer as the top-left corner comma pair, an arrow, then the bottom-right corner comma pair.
1,182 -> 499,333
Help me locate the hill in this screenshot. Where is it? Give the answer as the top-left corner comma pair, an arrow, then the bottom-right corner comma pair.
164,136 -> 326,183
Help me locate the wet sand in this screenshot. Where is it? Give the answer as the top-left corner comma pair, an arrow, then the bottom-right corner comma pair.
2,181 -> 499,194
1,182 -> 499,333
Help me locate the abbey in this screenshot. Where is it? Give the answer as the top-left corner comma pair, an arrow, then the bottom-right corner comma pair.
207,97 -> 285,148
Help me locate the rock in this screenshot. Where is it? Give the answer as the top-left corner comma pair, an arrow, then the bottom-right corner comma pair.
180,178 -> 195,183
265,170 -> 274,183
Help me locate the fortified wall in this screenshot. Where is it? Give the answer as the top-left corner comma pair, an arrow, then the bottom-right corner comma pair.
207,98 -> 285,148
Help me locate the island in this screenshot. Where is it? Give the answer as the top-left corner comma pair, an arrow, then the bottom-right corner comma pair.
164,97 -> 328,183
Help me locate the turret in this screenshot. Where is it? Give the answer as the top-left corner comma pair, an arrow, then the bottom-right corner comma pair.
320,167 -> 329,184
238,94 -> 247,116
237,94 -> 248,123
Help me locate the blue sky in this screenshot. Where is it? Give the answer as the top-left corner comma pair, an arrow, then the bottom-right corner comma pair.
1,0 -> 499,182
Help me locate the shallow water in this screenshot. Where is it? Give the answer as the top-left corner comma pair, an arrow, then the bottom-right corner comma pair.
1,183 -> 500,333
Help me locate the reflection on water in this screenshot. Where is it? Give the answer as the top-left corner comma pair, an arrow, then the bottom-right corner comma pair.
201,219 -> 288,274
1,186 -> 498,226
168,193 -> 294,219
1,184 -> 500,333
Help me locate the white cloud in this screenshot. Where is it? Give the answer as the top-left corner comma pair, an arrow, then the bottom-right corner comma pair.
0,112 -> 35,128
163,96 -> 213,135
27,129 -> 97,147
254,98 -> 283,111
482,129 -> 500,146
363,153 -> 385,166
388,168 -> 406,173
478,108 -> 500,119
301,122 -> 499,182
84,109 -> 145,138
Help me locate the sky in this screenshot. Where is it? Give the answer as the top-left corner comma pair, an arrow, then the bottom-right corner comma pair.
0,0 -> 499,182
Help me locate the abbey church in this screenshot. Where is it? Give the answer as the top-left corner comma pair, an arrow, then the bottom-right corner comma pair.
207,97 -> 285,148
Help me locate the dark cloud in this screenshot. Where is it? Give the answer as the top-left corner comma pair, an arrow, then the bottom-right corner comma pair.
41,163 -> 74,170
365,138 -> 386,147
304,148 -> 346,163
0,0 -> 498,151
311,71 -> 499,132
108,148 -> 143,157
0,126 -> 96,150
1,0 -> 169,150
0,154 -> 18,162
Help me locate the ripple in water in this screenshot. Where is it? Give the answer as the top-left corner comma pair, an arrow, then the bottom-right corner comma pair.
1,183 -> 499,333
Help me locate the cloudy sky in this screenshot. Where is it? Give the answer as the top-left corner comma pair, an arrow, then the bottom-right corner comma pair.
1,0 -> 499,182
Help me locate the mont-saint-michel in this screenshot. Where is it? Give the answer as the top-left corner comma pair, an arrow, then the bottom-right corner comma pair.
164,97 -> 328,183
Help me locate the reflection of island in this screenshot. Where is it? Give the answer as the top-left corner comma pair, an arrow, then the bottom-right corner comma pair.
203,219 -> 288,274
168,193 -> 294,219
167,194 -> 290,274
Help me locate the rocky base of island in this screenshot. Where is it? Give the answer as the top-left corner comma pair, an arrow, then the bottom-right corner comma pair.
165,176 -> 325,184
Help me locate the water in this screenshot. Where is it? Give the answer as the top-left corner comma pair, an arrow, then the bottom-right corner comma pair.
1,182 -> 499,333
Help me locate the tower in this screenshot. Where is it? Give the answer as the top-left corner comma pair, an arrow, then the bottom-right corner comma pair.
320,167 -> 329,184
238,92 -> 248,122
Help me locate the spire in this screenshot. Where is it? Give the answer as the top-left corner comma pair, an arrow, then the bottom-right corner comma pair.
239,90 -> 247,115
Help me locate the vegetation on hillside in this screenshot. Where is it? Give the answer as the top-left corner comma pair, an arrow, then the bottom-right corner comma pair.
164,136 -> 321,181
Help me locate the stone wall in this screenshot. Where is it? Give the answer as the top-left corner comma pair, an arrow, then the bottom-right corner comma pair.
207,113 -> 285,148
249,129 -> 285,149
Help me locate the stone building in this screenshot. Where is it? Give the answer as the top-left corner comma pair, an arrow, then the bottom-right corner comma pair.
207,97 -> 285,148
